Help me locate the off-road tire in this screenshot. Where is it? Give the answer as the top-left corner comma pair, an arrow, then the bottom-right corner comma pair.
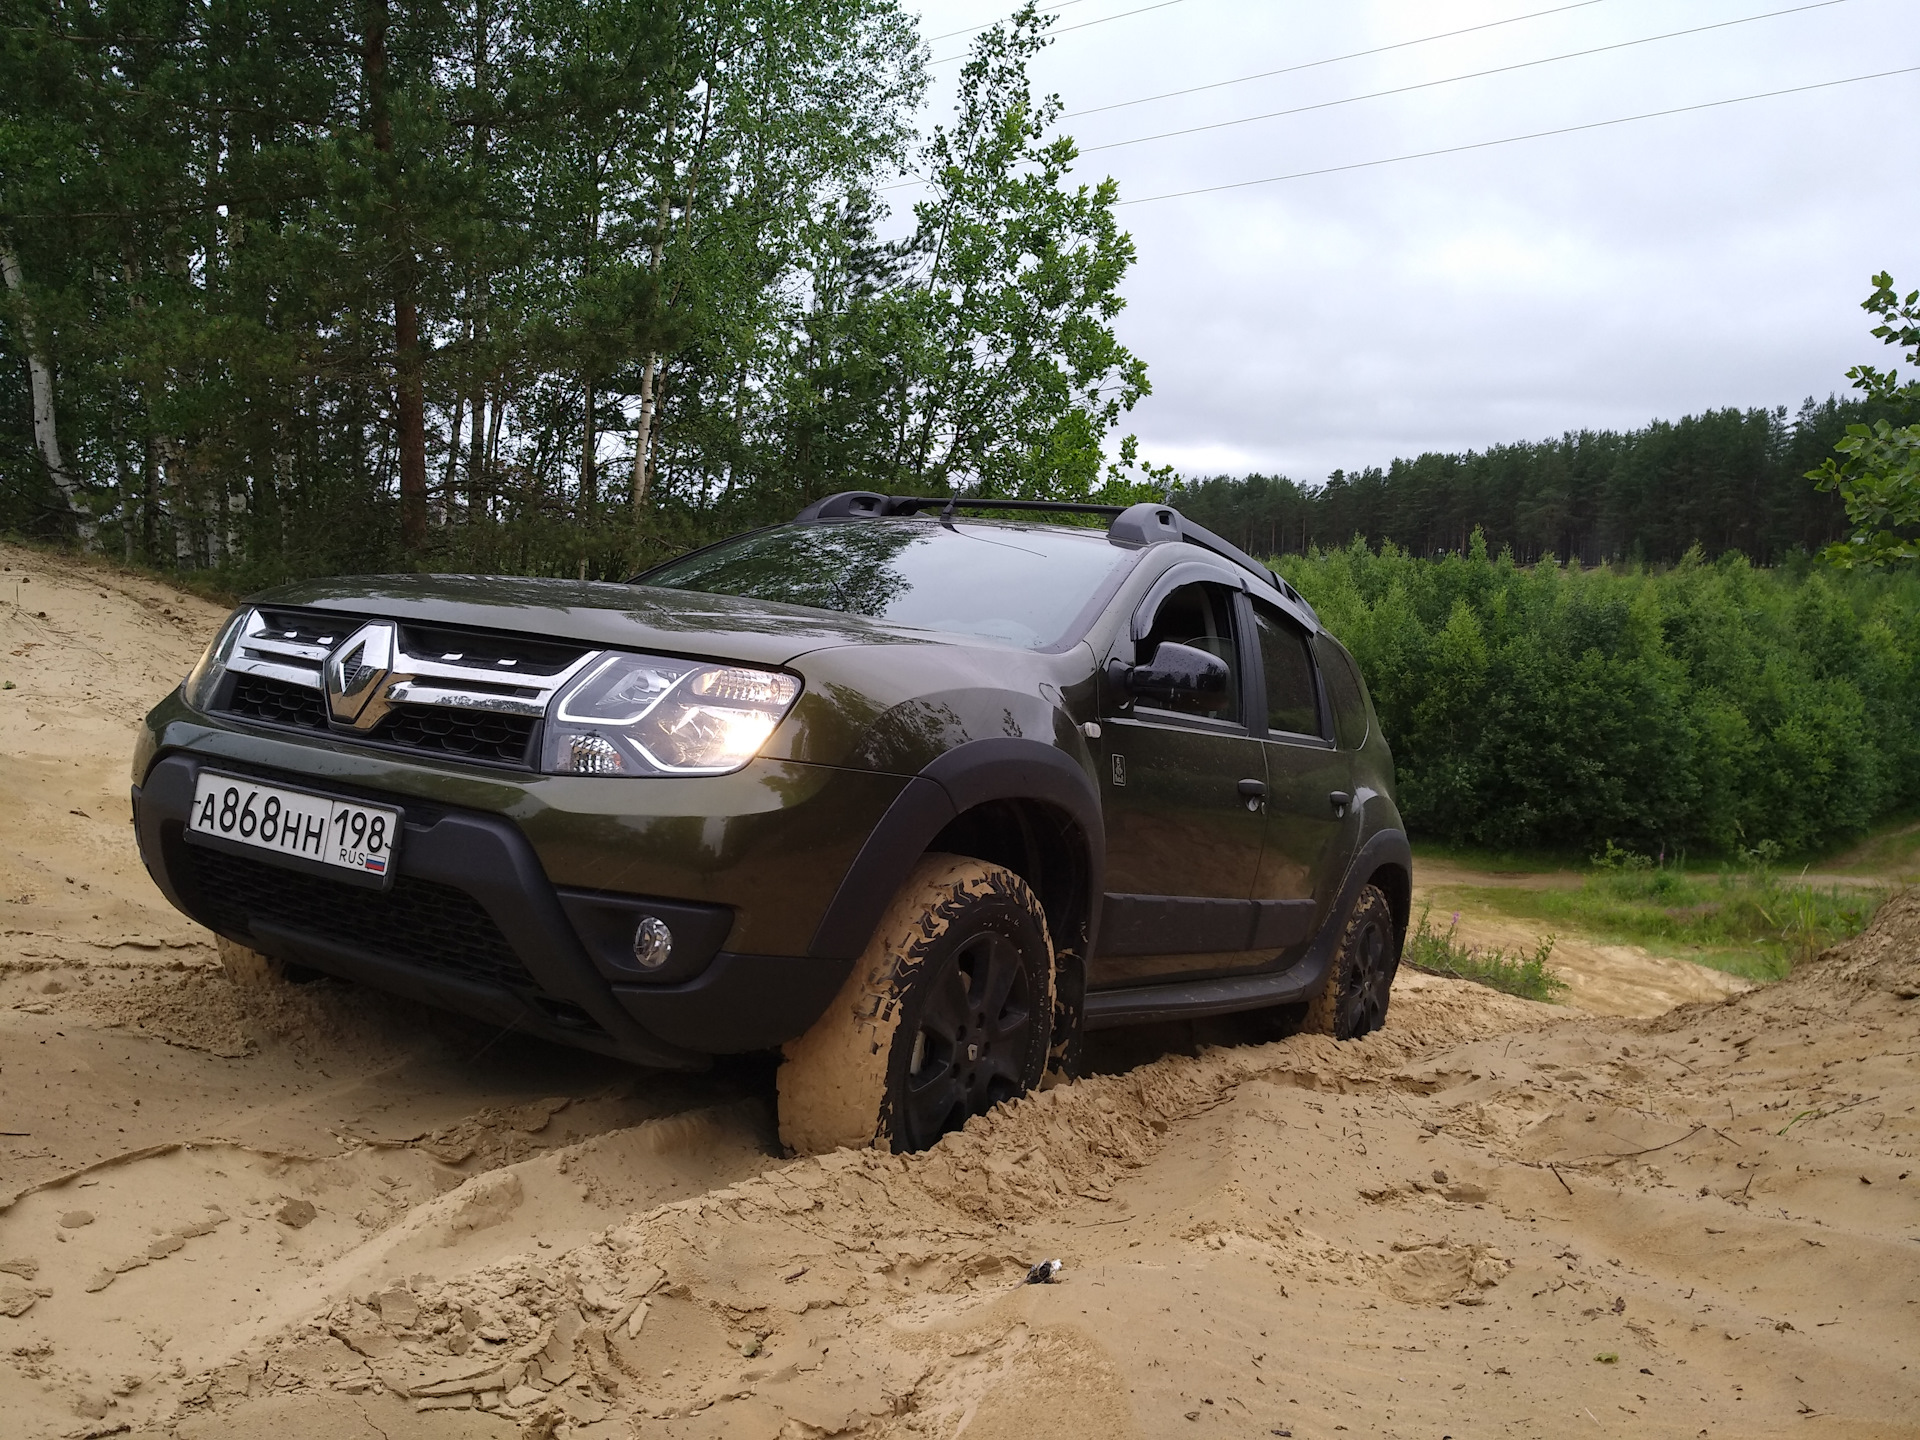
778,854 -> 1055,1156
1304,884 -> 1398,1040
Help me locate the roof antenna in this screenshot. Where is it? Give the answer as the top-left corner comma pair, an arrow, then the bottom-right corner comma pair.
940,497 -> 957,529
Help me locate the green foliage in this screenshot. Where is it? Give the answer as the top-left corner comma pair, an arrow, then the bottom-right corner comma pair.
0,1 -> 1153,582
1808,272 -> 1920,567
1282,538 -> 1920,856
1403,905 -> 1567,1003
1173,398 -> 1914,567
1452,859 -> 1887,982
888,3 -> 1149,501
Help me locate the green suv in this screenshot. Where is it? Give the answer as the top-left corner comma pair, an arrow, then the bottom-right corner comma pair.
132,495 -> 1410,1152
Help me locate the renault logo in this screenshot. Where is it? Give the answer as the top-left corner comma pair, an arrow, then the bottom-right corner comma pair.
325,622 -> 409,730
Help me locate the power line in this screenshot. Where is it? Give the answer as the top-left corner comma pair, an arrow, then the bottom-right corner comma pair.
1063,0 -> 1618,119
923,0 -> 1098,46
1114,64 -> 1920,205
932,0 -> 1199,65
1081,0 -> 1853,156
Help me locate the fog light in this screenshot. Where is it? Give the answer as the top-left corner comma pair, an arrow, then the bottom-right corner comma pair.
633,915 -> 673,970
565,733 -> 624,775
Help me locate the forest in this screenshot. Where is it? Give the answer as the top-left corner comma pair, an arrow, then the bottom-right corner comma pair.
0,1 -> 1156,584
1175,394 -> 1920,569
1286,537 -> 1920,857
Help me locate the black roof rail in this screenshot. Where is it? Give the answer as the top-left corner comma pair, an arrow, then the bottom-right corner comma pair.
792,491 -> 1317,622
793,492 -> 1127,521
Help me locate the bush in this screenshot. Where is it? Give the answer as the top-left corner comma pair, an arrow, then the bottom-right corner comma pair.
1280,536 -> 1920,856
1403,905 -> 1568,1003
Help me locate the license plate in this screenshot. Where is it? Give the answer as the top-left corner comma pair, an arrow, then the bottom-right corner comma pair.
188,772 -> 400,882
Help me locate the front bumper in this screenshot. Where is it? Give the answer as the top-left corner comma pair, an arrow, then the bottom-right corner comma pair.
132,732 -> 886,1068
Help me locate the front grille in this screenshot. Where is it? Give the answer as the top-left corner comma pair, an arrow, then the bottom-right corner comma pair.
397,622 -> 585,676
255,609 -> 351,648
371,706 -> 538,764
225,674 -> 329,731
188,845 -> 539,994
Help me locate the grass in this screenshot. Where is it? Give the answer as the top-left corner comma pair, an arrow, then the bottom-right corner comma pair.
1448,859 -> 1890,983
1403,904 -> 1570,1003
1823,812 -> 1920,879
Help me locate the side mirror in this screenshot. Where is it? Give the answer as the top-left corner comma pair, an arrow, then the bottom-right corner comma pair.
1118,641 -> 1231,702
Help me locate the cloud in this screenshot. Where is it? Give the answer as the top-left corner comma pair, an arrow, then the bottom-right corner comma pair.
912,0 -> 1920,482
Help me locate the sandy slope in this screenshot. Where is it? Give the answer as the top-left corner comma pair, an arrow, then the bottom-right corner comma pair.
1,544 -> 1916,1439
1412,859 -> 1754,1020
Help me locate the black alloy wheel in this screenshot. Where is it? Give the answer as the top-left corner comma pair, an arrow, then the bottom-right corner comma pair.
1313,883 -> 1399,1041
897,928 -> 1042,1151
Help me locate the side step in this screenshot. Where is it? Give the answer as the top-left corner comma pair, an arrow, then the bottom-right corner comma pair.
1082,946 -> 1333,1030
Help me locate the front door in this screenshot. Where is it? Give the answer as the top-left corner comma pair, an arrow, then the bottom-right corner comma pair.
1094,579 -> 1269,988
1249,599 -> 1357,953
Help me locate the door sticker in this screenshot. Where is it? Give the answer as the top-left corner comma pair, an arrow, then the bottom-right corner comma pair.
1111,754 -> 1127,787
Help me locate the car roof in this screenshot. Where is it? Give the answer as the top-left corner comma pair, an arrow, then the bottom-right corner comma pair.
790,492 -> 1321,626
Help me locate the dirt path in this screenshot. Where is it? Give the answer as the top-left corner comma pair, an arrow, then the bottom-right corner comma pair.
1412,864 -> 1754,1020
2,546 -> 1915,1438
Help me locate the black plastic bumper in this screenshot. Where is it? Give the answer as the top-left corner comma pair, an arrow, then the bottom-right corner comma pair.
133,754 -> 851,1068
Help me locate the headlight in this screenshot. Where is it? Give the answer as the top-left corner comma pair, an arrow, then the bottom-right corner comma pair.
182,609 -> 248,711
541,653 -> 801,776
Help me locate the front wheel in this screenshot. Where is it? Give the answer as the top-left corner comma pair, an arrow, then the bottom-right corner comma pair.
1304,884 -> 1399,1040
778,855 -> 1054,1155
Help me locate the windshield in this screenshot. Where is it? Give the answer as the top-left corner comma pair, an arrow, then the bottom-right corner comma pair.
638,519 -> 1134,650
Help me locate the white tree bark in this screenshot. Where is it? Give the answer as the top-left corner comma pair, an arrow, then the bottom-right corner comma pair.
0,246 -> 95,549
630,353 -> 660,510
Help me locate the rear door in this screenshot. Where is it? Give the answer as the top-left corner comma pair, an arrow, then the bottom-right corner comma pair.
1093,576 -> 1269,988
1248,598 -> 1357,953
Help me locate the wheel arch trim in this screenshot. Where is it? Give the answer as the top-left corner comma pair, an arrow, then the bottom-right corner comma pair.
806,740 -> 1105,964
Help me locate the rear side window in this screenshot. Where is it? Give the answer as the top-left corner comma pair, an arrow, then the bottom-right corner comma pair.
1314,634 -> 1370,749
1252,602 -> 1320,737
1138,581 -> 1242,723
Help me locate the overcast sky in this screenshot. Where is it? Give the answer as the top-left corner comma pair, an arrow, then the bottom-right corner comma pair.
899,0 -> 1920,484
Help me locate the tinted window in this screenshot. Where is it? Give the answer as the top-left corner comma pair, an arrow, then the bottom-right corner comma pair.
1138,582 -> 1241,722
1252,602 -> 1320,737
639,519 -> 1131,650
1315,634 -> 1370,749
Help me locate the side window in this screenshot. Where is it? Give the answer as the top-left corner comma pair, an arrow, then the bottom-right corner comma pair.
1251,602 -> 1321,737
1138,581 -> 1242,722
1314,634 -> 1371,749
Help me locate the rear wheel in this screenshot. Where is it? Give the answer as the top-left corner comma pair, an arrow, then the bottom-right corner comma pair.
1304,884 -> 1398,1040
778,855 -> 1054,1155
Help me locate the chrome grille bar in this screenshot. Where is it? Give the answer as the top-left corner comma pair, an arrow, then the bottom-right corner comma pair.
223,608 -> 601,729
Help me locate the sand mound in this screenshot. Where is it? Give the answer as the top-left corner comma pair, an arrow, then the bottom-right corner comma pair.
5,543 -> 1918,1439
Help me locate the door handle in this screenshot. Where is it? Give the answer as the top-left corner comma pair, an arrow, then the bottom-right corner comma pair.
1238,778 -> 1267,813
1328,790 -> 1351,817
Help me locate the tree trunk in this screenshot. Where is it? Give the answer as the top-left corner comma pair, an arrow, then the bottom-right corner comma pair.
469,382 -> 488,517
581,379 -> 597,514
466,0 -> 492,521
441,391 -> 464,521
394,290 -> 429,550
141,427 -> 159,562
1,246 -> 95,549
364,0 -> 428,553
631,355 -> 660,509
630,189 -> 670,513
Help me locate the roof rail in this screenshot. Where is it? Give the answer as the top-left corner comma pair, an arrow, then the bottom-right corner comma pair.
793,492 -> 1126,521
792,491 -> 1316,620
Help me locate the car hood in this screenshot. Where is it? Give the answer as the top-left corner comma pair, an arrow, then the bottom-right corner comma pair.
248,574 -> 939,667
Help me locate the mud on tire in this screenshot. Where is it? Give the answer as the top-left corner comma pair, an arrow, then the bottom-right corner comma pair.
777,854 -> 1055,1156
1304,883 -> 1399,1041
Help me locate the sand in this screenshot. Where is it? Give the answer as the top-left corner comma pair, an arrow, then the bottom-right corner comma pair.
1,541 -> 1915,1439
